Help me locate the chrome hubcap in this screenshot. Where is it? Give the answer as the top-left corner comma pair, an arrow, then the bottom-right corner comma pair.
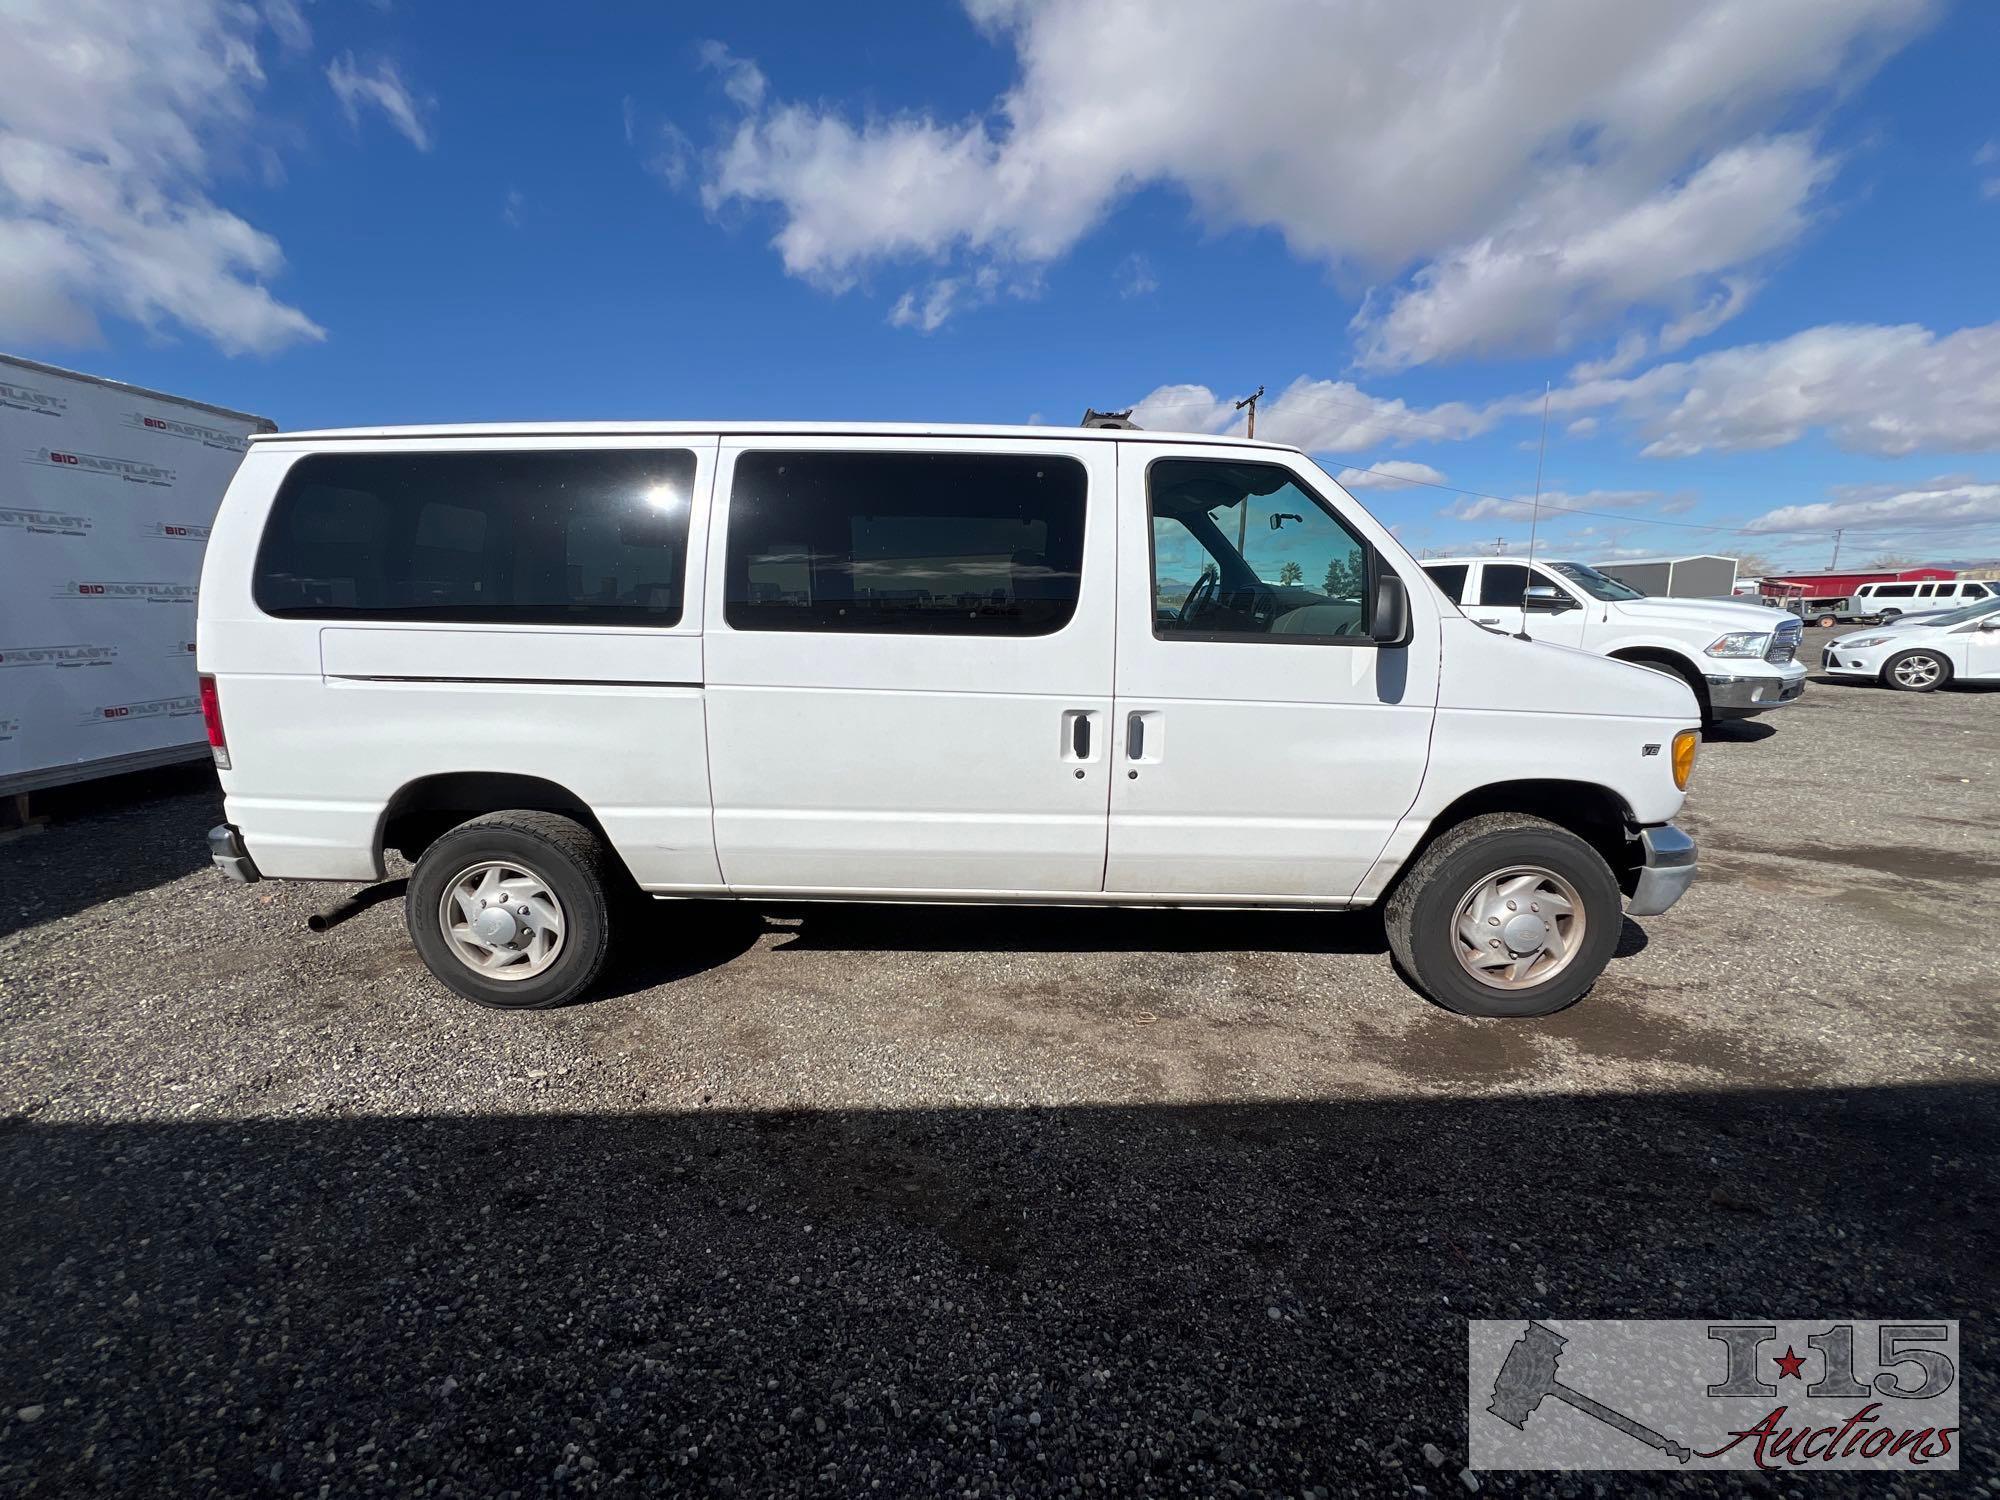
1451,865 -> 1586,991
1893,656 -> 1941,687
439,861 -> 565,980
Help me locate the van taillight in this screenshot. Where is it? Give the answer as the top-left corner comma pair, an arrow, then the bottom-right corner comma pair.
198,674 -> 231,770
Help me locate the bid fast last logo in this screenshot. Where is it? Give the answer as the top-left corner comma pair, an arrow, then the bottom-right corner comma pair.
53,580 -> 197,604
80,695 -> 201,727
27,447 -> 176,486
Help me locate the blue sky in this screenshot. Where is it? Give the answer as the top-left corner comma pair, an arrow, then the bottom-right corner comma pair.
4,0 -> 1998,571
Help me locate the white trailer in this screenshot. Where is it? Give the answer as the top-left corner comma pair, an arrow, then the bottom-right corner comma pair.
0,354 -> 273,796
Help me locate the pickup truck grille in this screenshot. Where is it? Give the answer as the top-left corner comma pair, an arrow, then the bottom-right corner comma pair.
1767,619 -> 1802,665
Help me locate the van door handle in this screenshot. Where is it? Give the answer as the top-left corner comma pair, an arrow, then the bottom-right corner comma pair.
1126,714 -> 1144,759
1073,713 -> 1091,760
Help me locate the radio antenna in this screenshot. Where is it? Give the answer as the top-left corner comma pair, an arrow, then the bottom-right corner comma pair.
1525,381 -> 1550,563
1518,382 -> 1552,641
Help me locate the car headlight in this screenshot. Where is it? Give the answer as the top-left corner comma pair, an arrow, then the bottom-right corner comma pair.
1842,635 -> 1893,648
1704,631 -> 1770,658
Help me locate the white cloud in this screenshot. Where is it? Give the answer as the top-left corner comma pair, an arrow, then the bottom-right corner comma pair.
1336,461 -> 1447,491
1130,376 -> 1501,452
1353,140 -> 1821,370
887,265 -> 1015,332
1117,252 -> 1157,298
0,0 -> 324,354
1553,319 -> 2000,456
698,40 -> 767,111
696,0 -> 1928,346
262,0 -> 311,54
1446,489 -> 1675,523
1741,476 -> 2000,535
502,188 -> 524,227
327,53 -> 433,152
1566,417 -> 1600,437
1978,141 -> 2000,200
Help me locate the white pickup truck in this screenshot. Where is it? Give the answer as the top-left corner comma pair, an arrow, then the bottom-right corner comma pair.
1419,557 -> 1807,724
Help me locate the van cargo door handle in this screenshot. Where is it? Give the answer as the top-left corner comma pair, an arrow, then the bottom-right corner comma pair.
1126,714 -> 1144,759
1073,713 -> 1090,760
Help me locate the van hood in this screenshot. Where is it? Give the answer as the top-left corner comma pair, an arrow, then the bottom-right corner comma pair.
1442,618 -> 1699,721
1606,596 -> 1787,633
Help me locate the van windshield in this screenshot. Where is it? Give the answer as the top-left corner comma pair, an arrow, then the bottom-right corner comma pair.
1546,561 -> 1646,602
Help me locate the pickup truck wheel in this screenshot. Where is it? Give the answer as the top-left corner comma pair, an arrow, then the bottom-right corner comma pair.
1384,813 -> 1623,1018
407,811 -> 615,1009
1881,650 -> 1949,693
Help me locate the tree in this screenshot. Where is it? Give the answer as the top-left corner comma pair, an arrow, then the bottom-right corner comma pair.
1731,551 -> 1777,578
1866,553 -> 1915,569
1277,560 -> 1303,586
1322,550 -> 1366,599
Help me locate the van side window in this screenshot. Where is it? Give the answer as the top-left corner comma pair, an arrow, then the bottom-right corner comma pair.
1149,459 -> 1373,641
724,451 -> 1086,636
253,449 -> 696,625
1874,584 -> 1918,598
1425,564 -> 1468,604
1480,564 -> 1531,608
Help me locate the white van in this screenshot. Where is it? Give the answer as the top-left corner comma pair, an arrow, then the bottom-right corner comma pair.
1417,557 -> 1807,723
1851,578 -> 1993,620
198,424 -> 1699,1019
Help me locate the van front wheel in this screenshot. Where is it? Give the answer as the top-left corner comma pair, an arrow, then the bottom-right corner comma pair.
407,811 -> 616,1009
1384,813 -> 1623,1018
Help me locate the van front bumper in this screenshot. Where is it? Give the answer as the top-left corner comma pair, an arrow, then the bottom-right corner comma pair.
1627,824 -> 1696,917
208,824 -> 262,884
1704,661 -> 1807,716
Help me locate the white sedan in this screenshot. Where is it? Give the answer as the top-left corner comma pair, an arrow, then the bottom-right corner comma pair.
1821,596 -> 2000,691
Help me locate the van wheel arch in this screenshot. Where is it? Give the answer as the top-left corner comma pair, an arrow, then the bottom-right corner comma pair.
378,772 -> 623,873
1608,647 -> 1710,720
1389,780 -> 1640,900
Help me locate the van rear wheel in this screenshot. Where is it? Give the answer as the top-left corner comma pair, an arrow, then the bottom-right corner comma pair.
1384,813 -> 1623,1018
407,811 -> 615,1009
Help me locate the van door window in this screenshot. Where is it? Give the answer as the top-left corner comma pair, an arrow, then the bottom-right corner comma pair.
1425,563 -> 1469,604
1148,459 -> 1372,640
724,450 -> 1086,635
1875,584 -> 1918,598
253,449 -> 696,625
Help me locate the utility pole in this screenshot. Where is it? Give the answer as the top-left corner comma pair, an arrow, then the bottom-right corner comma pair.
1235,385 -> 1265,439
1829,528 -> 1844,569
1234,386 -> 1265,552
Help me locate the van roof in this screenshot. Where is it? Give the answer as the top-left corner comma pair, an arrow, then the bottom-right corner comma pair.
250,421 -> 1299,452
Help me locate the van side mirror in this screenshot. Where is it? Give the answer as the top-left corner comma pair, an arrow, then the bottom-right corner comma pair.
1523,584 -> 1578,614
1369,569 -> 1411,645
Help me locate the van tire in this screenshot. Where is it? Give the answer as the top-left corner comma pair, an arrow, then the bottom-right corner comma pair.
1384,813 -> 1623,1019
407,811 -> 615,1009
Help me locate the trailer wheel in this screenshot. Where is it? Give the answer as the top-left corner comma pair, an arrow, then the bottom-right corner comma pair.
1816,613 -> 1839,628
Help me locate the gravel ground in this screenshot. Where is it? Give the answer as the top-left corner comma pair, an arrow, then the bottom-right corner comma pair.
2,630 -> 1994,1497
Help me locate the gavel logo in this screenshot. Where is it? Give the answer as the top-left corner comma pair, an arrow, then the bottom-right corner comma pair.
1488,1321 -> 1693,1463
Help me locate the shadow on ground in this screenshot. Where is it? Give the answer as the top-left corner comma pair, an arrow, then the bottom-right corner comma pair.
0,763 -> 220,940
3,1083 -> 1989,1495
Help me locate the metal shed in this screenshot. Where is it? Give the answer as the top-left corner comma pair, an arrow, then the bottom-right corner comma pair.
1594,554 -> 1738,598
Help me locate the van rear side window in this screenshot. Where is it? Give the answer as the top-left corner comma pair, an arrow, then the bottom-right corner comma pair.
724,450 -> 1087,636
253,449 -> 696,625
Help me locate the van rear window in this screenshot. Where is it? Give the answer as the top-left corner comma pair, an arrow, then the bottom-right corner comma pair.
253,449 -> 696,625
724,450 -> 1087,636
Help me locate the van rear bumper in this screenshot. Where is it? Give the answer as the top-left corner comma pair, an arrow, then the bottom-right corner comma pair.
1627,823 -> 1696,916
208,824 -> 262,884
